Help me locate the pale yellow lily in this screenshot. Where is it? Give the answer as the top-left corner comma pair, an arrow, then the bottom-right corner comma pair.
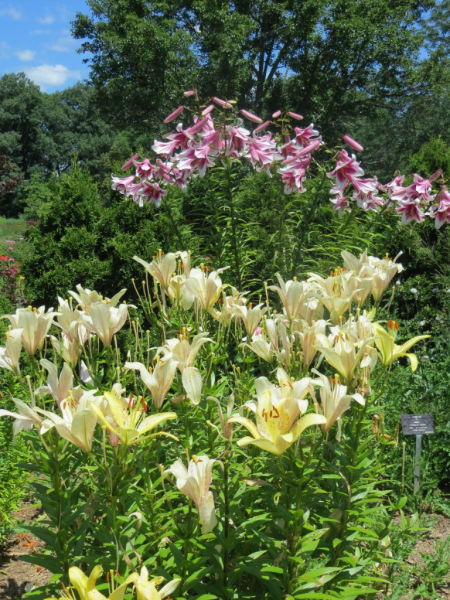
269,274 -> 314,321
134,566 -> 181,600
295,319 -> 327,369
0,328 -> 22,375
2,306 -> 59,355
184,267 -> 229,312
182,366 -> 203,405
92,385 -> 177,446
228,369 -> 326,455
372,322 -> 429,371
165,455 -> 218,534
233,303 -> 267,336
35,359 -> 73,406
311,370 -> 365,440
159,332 -> 212,372
69,285 -> 126,314
82,300 -> 134,347
60,565 -> 136,600
134,252 -> 177,291
315,336 -> 371,383
56,297 -> 89,344
125,359 -> 177,409
0,398 -> 44,437
50,333 -> 81,368
36,389 -> 99,452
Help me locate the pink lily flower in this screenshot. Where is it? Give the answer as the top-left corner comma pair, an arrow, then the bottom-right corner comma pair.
187,116 -> 211,135
396,198 -> 427,224
138,181 -> 168,207
246,134 -> 281,174
177,144 -> 217,177
282,139 -> 320,164
294,124 -> 320,147
353,189 -> 385,212
432,187 -> 450,229
184,89 -> 197,97
224,123 -> 250,156
330,190 -> 351,213
111,174 -> 136,192
351,177 -> 378,195
287,111 -> 303,120
327,149 -> 364,191
133,158 -> 155,179
152,124 -> 191,157
272,110 -> 281,118
278,157 -> 312,194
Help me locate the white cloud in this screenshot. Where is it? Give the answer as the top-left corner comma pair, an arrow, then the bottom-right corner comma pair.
16,50 -> 36,62
0,42 -> 10,59
37,15 -> 55,24
24,64 -> 81,90
0,6 -> 22,19
48,36 -> 75,52
31,29 -> 52,35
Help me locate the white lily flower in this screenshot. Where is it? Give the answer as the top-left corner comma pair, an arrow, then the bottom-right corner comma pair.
35,359 -> 73,406
269,274 -> 314,321
233,302 -> 267,336
82,300 -> 134,347
134,252 -> 177,291
0,398 -> 44,437
125,359 -> 177,409
182,366 -> 202,405
311,370 -> 365,440
69,285 -> 126,314
159,332 -> 212,372
2,306 -> 59,355
35,389 -> 99,452
0,328 -> 22,375
184,266 -> 229,311
56,297 -> 90,344
165,455 -> 218,534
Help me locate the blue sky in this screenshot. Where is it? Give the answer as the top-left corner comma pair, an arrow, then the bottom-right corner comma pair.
0,0 -> 92,93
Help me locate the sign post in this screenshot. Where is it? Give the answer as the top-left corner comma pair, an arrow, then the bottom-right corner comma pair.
400,414 -> 435,495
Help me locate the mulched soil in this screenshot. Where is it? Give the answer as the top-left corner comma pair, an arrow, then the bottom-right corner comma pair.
380,513 -> 450,600
0,502 -> 51,600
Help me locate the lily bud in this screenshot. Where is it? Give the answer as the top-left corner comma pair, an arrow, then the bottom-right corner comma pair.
253,120 -> 271,134
212,96 -> 232,108
240,109 -> 263,123
163,105 -> 185,124
287,111 -> 303,120
343,134 -> 364,152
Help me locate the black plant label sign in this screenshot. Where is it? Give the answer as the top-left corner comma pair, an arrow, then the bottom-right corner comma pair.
401,414 -> 435,436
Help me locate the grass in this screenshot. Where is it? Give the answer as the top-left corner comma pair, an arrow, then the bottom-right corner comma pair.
0,217 -> 27,240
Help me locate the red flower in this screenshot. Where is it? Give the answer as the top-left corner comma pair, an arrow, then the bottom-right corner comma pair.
0,255 -> 7,261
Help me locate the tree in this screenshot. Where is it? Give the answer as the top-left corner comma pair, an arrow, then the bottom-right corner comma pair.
0,74 -> 117,216
0,155 -> 22,216
72,0 -> 434,136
